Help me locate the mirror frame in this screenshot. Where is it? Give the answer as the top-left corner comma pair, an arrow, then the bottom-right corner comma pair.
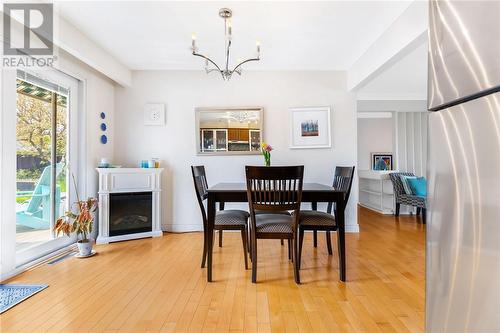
195,107 -> 264,156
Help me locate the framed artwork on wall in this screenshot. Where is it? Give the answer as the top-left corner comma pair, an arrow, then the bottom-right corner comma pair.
289,107 -> 331,149
372,153 -> 393,170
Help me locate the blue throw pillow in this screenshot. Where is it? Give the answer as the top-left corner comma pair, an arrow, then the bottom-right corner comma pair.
407,177 -> 427,197
400,175 -> 416,195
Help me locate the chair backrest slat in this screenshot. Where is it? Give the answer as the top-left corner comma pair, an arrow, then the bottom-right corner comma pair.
191,165 -> 209,225
331,166 -> 356,208
245,166 -> 304,214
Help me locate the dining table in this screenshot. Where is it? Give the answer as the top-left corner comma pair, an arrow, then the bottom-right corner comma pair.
205,182 -> 347,282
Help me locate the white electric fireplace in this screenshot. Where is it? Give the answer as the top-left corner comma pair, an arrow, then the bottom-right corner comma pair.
96,168 -> 163,244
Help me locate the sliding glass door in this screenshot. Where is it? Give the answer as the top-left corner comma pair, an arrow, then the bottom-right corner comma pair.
14,69 -> 79,266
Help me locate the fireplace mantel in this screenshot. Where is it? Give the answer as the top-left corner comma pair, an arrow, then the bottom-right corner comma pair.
96,168 -> 163,244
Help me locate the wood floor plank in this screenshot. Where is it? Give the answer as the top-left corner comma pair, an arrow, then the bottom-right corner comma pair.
0,207 -> 425,333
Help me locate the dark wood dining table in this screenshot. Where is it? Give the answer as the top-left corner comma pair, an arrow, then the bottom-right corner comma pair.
205,182 -> 347,282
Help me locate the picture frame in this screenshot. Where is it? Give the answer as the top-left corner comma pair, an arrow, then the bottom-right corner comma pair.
371,153 -> 393,171
289,107 -> 331,149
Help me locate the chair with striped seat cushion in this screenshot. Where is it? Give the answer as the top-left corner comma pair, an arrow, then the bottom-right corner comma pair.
296,166 -> 355,270
255,214 -> 294,234
246,165 -> 304,284
191,165 -> 249,270
389,172 -> 427,223
298,211 -> 336,226
255,210 -> 292,250
215,210 -> 249,226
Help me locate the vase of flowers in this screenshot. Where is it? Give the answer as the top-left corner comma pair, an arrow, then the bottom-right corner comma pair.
54,174 -> 98,257
261,143 -> 273,166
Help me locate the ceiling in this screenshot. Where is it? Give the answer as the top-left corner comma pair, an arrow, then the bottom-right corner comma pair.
55,1 -> 412,71
356,41 -> 428,99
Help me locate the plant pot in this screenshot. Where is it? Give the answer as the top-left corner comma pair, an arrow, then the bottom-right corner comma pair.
77,239 -> 93,256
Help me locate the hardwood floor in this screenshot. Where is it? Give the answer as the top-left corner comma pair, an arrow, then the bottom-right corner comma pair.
0,207 -> 425,332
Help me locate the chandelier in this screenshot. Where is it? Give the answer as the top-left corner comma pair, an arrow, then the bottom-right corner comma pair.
191,8 -> 260,81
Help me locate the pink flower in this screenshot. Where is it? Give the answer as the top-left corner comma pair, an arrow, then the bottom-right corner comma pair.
265,145 -> 273,152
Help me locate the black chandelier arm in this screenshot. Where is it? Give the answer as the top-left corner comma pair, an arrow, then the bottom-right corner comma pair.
231,57 -> 260,74
192,51 -> 223,73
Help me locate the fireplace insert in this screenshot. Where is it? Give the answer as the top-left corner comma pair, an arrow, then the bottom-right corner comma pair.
109,192 -> 152,236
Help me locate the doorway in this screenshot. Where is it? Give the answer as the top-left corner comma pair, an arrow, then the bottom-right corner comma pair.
5,69 -> 80,268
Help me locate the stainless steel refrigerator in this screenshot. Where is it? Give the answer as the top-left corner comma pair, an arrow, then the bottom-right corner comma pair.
427,0 -> 500,332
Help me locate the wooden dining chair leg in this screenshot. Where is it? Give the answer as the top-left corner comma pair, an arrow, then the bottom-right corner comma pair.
313,230 -> 318,248
218,230 -> 223,247
287,239 -> 292,260
292,237 -> 300,284
241,229 -> 248,270
298,228 -> 304,270
326,231 -> 333,255
247,227 -> 252,256
201,231 -> 207,268
251,235 -> 258,283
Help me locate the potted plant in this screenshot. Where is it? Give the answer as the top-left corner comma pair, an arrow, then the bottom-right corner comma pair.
54,174 -> 98,257
261,142 -> 273,166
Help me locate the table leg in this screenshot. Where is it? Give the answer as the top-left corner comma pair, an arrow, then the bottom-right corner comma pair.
335,200 -> 346,282
207,193 -> 216,282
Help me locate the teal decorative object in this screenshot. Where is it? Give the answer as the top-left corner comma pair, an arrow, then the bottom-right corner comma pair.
408,177 -> 427,196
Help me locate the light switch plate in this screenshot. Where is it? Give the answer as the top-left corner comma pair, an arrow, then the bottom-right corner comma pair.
144,103 -> 165,126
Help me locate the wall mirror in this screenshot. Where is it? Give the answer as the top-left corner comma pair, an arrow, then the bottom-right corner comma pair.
195,107 -> 263,155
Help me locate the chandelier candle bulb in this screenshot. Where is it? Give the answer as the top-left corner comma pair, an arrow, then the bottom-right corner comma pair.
191,34 -> 196,49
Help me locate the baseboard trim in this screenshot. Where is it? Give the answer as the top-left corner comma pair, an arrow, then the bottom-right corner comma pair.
345,224 -> 360,233
163,224 -> 202,233
96,231 -> 163,244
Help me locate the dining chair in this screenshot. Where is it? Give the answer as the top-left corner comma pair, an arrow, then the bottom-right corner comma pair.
245,165 -> 304,283
296,166 -> 355,269
191,165 -> 249,269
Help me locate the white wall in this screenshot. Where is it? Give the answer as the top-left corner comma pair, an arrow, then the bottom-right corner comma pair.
357,117 -> 394,170
114,71 -> 359,232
